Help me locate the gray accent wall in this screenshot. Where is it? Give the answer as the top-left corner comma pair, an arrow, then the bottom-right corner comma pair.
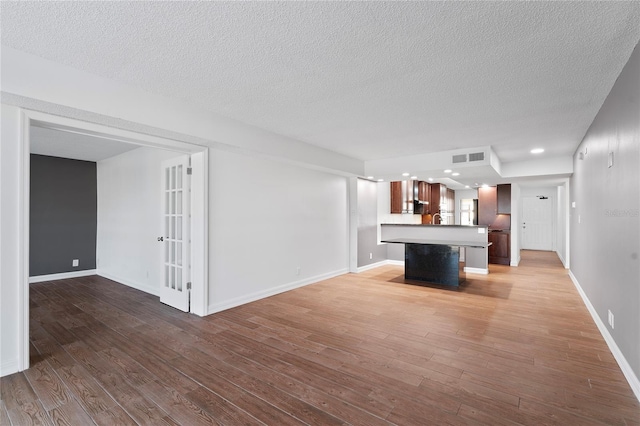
357,178 -> 387,267
570,42 -> 640,379
30,154 -> 97,276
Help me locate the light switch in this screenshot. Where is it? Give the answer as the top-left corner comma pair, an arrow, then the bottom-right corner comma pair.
478,228 -> 486,234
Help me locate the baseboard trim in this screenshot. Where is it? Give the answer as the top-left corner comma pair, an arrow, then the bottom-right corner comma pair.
1,359 -> 20,377
208,268 -> 348,315
556,250 -> 569,269
29,269 -> 97,283
569,270 -> 640,402
464,267 -> 489,275
96,270 -> 160,297
386,260 -> 404,266
510,254 -> 521,267
357,260 -> 394,273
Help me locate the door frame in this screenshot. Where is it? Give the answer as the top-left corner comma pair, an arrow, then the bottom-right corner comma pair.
17,109 -> 209,372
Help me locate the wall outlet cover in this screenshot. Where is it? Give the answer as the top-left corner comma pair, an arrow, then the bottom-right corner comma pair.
72,259 -> 79,267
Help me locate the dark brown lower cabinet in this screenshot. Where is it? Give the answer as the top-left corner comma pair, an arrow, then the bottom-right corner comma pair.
488,232 -> 510,265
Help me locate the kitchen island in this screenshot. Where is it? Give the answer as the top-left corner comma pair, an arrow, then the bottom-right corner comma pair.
381,224 -> 491,287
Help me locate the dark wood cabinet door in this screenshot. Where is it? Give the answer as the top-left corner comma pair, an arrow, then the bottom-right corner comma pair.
478,186 -> 497,226
430,184 -> 442,223
390,181 -> 403,214
497,184 -> 511,214
488,232 -> 510,265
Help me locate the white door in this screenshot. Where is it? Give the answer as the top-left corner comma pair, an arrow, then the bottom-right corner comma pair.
522,196 -> 554,250
160,156 -> 190,311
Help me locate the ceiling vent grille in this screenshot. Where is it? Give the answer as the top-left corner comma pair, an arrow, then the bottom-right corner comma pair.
452,154 -> 467,164
469,152 -> 485,162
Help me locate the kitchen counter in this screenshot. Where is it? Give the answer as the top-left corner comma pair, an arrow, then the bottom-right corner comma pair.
381,238 -> 491,248
381,223 -> 491,275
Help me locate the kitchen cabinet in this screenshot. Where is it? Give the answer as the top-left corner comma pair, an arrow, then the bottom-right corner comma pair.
429,183 -> 446,223
478,186 -> 497,226
497,184 -> 511,214
414,181 -> 431,215
390,181 -> 403,214
390,180 -> 415,214
488,231 -> 510,265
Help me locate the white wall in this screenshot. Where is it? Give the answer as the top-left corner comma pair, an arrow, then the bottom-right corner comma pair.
1,105 -> 24,376
207,148 -> 349,312
97,147 -> 182,296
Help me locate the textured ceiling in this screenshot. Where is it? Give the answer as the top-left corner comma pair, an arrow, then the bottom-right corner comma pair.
2,1 -> 640,166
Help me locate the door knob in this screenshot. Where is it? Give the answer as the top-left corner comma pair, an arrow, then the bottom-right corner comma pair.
157,236 -> 164,242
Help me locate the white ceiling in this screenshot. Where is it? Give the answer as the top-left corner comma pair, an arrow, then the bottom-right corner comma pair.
30,126 -> 139,162
2,2 -> 640,182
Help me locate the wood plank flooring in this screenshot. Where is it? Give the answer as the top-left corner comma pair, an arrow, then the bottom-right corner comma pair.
2,250 -> 639,425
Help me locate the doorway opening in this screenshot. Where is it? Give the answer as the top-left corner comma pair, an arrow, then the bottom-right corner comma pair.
18,110 -> 209,372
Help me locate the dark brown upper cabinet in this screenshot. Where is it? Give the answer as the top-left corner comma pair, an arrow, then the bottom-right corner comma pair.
478,186 -> 497,226
497,184 -> 511,214
390,181 -> 404,214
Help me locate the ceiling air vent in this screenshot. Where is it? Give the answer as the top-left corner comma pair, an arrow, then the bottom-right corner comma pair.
468,152 -> 485,162
452,154 -> 467,164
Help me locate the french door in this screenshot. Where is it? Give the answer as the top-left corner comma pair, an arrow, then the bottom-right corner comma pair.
160,156 -> 190,311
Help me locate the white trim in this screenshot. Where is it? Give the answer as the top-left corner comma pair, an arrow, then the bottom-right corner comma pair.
386,260 -> 405,266
29,269 -> 97,283
189,150 -> 208,317
510,254 -> 521,267
569,271 -> 640,403
464,267 -> 489,275
1,359 -> 20,377
208,268 -> 348,315
556,249 -> 568,269
97,270 -> 160,297
356,260 -> 390,273
19,110 -> 29,372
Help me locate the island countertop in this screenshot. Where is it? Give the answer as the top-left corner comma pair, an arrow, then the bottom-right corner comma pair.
381,223 -> 488,229
381,238 -> 491,248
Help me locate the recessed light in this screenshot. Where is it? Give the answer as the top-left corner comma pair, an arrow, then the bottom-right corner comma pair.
444,169 -> 452,173
410,175 -> 417,179
377,178 -> 384,182
428,178 -> 434,182
367,176 -> 374,179
452,172 -> 460,177
465,185 -> 470,188
402,172 -> 410,177
531,148 -> 544,154
482,184 -> 489,188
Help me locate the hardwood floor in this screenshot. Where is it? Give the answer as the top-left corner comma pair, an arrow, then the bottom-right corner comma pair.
2,250 -> 639,425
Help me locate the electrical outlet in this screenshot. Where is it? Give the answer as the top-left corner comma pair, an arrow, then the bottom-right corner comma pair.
369,253 -> 373,260
72,259 -> 79,267
296,267 -> 301,276
608,310 -> 614,329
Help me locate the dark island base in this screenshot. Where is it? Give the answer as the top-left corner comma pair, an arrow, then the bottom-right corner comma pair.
405,243 -> 466,287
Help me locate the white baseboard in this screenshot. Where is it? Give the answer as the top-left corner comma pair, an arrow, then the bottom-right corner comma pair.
29,269 -> 97,283
356,259 -> 405,273
510,254 -> 521,267
97,270 -> 160,297
464,267 -> 489,275
556,250 -> 569,269
208,268 -> 348,315
1,359 -> 20,377
569,271 -> 640,403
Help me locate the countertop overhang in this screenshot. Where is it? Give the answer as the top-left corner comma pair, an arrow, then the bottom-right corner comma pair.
381,238 -> 492,248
